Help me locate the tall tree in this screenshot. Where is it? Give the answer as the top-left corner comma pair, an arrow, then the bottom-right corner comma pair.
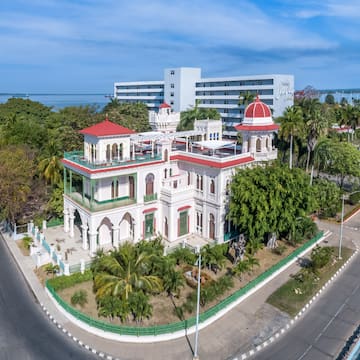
0,145 -> 35,222
238,91 -> 255,107
278,106 -> 303,169
299,98 -> 329,172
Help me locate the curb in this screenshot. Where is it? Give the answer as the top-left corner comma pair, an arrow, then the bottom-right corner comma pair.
235,242 -> 360,359
39,302 -> 121,360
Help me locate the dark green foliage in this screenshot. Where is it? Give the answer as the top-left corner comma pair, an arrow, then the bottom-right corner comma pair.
312,177 -> 341,218
229,164 -> 316,246
201,244 -> 228,272
169,247 -> 197,266
349,191 -> 360,205
272,244 -> 287,256
310,246 -> 334,271
128,291 -> 153,323
47,270 -> 93,291
287,216 -> 318,246
105,102 -> 151,132
182,274 -> 234,311
71,290 -> 88,308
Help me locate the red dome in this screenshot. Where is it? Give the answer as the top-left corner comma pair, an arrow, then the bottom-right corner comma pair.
159,102 -> 171,109
245,95 -> 271,118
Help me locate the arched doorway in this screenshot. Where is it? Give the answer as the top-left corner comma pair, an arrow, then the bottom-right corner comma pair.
256,138 -> 261,152
98,217 -> 112,246
119,213 -> 133,243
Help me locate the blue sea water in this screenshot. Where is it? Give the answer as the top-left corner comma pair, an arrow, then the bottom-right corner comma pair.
0,93 -> 110,111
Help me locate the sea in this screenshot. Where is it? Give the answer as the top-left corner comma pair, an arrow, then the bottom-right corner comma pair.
0,93 -> 111,111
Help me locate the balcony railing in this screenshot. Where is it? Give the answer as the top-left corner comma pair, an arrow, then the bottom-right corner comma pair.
64,151 -> 162,170
65,192 -> 136,212
143,193 -> 157,203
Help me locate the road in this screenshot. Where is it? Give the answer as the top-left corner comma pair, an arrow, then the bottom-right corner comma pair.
253,253 -> 360,360
0,235 -> 98,360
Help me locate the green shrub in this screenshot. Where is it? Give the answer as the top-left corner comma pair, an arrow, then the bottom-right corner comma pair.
310,246 -> 334,271
272,244 -> 287,256
22,236 -> 33,250
349,192 -> 360,205
47,270 -> 93,291
71,290 -> 88,307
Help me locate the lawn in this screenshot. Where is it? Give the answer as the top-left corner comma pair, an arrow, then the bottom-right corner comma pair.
266,246 -> 353,317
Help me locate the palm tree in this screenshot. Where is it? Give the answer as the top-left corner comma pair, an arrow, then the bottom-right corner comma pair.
163,269 -> 184,298
244,253 -> 260,271
278,106 -> 303,169
300,98 -> 329,172
238,91 -> 255,107
232,260 -> 251,280
129,291 -> 153,323
38,140 -> 63,188
94,242 -> 163,300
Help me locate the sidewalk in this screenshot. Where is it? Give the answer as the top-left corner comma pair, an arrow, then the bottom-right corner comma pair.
2,214 -> 359,360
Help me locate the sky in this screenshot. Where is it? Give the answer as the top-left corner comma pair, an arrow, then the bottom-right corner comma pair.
0,0 -> 359,93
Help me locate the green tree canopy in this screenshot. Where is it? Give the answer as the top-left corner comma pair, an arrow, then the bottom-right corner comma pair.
0,145 -> 36,222
177,100 -> 220,131
228,164 -> 316,243
105,102 -> 151,132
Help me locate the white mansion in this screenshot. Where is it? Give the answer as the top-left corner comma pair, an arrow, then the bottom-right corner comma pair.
62,96 -> 278,256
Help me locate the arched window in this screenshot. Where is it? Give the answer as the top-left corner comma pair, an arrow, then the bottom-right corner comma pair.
164,149 -> 169,162
210,179 -> 215,194
164,169 -> 168,179
169,168 -> 173,177
196,175 -> 200,189
200,175 -> 203,191
256,138 -> 261,152
266,137 -> 269,150
119,143 -> 123,160
112,144 -> 118,159
106,144 -> 111,161
145,173 -> 154,195
187,172 -> 191,185
209,213 -> 215,240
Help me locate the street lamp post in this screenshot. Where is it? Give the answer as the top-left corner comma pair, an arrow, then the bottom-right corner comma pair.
193,246 -> 201,360
339,190 -> 360,259
339,194 -> 345,259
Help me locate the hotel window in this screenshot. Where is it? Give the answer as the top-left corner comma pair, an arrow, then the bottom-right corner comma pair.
170,92 -> 174,97
170,101 -> 174,105
170,70 -> 175,75
170,83 -> 174,88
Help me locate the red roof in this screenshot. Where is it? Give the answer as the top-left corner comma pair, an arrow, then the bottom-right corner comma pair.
80,118 -> 135,137
235,124 -> 279,131
159,102 -> 171,109
170,154 -> 255,168
245,95 -> 271,118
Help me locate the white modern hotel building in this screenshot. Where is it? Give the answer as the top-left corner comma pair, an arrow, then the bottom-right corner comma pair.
114,67 -> 294,136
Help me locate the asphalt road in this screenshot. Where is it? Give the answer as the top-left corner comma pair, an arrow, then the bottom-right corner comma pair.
0,235 -> 98,360
253,253 -> 360,360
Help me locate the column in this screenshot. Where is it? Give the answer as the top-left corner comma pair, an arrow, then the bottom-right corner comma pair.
81,224 -> 88,250
185,136 -> 189,152
112,226 -> 120,248
69,210 -> 75,238
89,231 -> 98,257
151,141 -> 154,158
63,209 -> 69,233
